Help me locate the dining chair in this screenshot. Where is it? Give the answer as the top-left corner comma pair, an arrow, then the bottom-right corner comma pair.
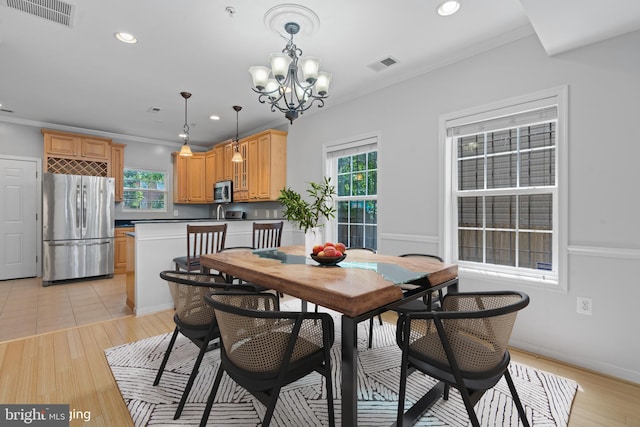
395,290 -> 530,427
154,270 -> 260,420
173,224 -> 227,274
252,221 -> 283,249
394,253 -> 445,312
200,290 -> 335,427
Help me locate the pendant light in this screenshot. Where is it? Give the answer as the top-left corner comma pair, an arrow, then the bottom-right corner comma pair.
178,91 -> 193,157
231,105 -> 243,163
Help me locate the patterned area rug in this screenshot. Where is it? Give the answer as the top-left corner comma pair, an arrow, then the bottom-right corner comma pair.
105,304 -> 578,426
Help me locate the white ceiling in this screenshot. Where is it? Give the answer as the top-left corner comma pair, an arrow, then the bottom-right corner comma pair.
1,0 -> 639,148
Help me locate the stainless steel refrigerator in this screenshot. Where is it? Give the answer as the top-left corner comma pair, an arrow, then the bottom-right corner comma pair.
42,173 -> 115,284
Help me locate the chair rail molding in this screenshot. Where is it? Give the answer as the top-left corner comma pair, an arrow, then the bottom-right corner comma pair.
568,244 -> 640,260
380,233 -> 439,244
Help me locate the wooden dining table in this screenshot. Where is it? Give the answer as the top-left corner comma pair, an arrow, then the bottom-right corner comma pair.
200,245 -> 458,427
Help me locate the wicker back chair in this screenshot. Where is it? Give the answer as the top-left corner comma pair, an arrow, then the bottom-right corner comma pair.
252,221 -> 283,249
154,271 -> 258,420
395,253 -> 445,311
395,291 -> 530,427
173,224 -> 227,274
200,291 -> 335,427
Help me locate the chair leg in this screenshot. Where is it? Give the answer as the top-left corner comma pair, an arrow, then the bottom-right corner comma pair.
174,337 -> 218,419
199,366 -> 225,427
261,386 -> 282,427
324,364 -> 335,427
458,387 -> 481,427
504,369 -> 530,427
153,327 -> 179,386
368,317 -> 374,348
378,313 -> 383,325
396,354 -> 410,426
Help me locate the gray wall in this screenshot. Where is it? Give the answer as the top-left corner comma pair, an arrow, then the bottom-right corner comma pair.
286,31 -> 640,382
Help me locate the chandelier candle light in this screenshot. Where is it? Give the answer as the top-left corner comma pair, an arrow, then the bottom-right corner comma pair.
249,22 -> 331,124
178,91 -> 193,157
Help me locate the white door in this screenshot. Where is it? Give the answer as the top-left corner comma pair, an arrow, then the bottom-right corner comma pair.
0,158 -> 38,280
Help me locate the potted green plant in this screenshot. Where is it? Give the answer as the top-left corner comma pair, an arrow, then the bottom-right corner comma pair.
278,177 -> 336,257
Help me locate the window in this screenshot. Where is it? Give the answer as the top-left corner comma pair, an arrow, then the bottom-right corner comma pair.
441,87 -> 567,285
325,136 -> 378,250
123,168 -> 167,211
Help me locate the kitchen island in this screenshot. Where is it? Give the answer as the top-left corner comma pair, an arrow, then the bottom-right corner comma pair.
129,219 -> 295,315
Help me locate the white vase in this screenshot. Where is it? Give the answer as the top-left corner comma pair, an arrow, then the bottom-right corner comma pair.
305,227 -> 323,258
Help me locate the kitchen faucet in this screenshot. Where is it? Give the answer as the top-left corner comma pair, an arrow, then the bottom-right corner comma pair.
216,204 -> 225,220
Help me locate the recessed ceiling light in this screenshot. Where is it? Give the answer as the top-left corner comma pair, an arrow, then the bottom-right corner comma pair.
209,115 -> 220,121
437,0 -> 460,16
115,32 -> 137,44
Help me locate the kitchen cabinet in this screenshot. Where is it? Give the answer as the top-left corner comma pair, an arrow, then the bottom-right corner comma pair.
223,143 -> 233,180
42,129 -> 115,176
172,152 -> 207,203
110,143 -> 126,202
214,144 -> 225,184
114,227 -> 134,274
205,149 -> 216,203
44,130 -> 110,161
232,140 -> 249,202
247,129 -> 287,201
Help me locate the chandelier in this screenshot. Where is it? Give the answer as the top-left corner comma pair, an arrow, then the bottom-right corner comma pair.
248,22 -> 331,124
178,91 -> 193,157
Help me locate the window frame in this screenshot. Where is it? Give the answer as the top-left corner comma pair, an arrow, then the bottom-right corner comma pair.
439,86 -> 568,290
323,133 -> 379,248
122,167 -> 168,212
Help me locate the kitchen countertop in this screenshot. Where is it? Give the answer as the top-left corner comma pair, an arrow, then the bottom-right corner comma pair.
115,218 -> 286,227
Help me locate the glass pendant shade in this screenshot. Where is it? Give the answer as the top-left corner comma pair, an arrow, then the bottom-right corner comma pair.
299,56 -> 320,83
248,66 -> 270,90
179,141 -> 193,156
265,79 -> 280,98
269,53 -> 292,80
231,148 -> 243,162
315,71 -> 332,96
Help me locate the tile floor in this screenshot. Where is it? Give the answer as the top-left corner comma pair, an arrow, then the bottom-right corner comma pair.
0,274 -> 133,343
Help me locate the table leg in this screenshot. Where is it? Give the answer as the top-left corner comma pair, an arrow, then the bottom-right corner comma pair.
341,315 -> 358,427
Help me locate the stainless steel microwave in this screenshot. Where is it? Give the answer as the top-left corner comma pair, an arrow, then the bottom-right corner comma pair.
214,180 -> 233,203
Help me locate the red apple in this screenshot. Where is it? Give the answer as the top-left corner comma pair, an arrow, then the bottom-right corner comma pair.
335,242 -> 346,253
312,244 -> 324,255
323,246 -> 337,257
334,250 -> 343,257
324,242 -> 335,248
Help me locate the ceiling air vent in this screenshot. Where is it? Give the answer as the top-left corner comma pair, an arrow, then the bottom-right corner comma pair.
5,0 -> 74,27
367,56 -> 399,72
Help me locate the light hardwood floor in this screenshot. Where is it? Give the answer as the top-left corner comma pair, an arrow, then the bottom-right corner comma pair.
0,278 -> 638,426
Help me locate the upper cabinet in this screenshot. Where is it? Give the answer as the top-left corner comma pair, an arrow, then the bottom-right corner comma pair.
205,150 -> 216,203
175,129 -> 287,204
110,143 -> 126,202
247,130 -> 287,201
42,129 -> 125,199
172,152 -> 207,204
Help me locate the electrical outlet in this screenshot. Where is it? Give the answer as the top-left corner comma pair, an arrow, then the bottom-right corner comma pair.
577,297 -> 593,315
173,209 -> 179,217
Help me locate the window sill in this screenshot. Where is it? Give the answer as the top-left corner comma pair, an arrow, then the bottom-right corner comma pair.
459,266 -> 563,292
